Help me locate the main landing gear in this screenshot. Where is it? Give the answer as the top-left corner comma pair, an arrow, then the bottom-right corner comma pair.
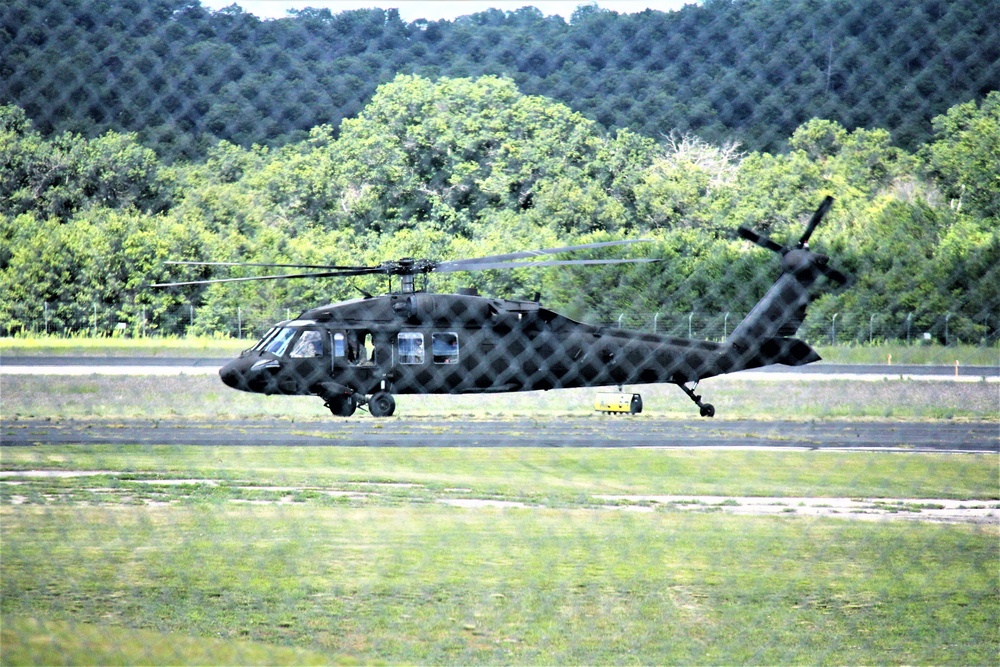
677,381 -> 715,418
323,391 -> 395,418
324,394 -> 358,418
367,391 -> 396,418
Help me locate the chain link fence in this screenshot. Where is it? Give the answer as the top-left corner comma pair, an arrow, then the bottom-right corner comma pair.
2,1 -> 998,665
6,299 -> 998,347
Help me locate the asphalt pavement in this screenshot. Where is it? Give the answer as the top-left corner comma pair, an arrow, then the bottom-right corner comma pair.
2,416 -> 996,451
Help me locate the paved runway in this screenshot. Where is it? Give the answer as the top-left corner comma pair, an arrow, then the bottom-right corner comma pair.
2,417 -> 996,451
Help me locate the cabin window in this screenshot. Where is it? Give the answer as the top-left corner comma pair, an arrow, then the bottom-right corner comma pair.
289,329 -> 324,358
398,332 -> 425,364
432,332 -> 459,364
332,332 -> 345,358
264,327 -> 296,356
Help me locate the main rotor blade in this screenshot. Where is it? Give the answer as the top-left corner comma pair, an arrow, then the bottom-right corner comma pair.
736,226 -> 784,253
438,239 -> 653,269
799,195 -> 834,247
165,260 -> 372,271
435,258 -> 660,273
151,268 -> 380,287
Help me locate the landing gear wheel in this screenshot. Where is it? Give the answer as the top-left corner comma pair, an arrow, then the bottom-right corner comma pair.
325,395 -> 357,418
368,391 -> 395,418
677,381 -> 716,418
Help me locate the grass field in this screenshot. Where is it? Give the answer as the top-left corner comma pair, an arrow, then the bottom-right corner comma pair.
2,373 -> 999,421
1,445 -> 998,665
2,341 -> 998,664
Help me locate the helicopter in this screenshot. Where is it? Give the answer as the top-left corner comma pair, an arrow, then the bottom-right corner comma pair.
154,197 -> 847,418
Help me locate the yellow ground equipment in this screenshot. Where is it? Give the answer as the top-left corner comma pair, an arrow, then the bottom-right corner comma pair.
594,391 -> 642,414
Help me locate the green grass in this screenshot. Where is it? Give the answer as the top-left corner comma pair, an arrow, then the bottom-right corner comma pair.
3,373 -> 997,420
0,617 -> 341,666
2,445 -> 998,664
3,498 -> 997,664
815,342 -> 999,366
0,334 -> 246,357
2,338 -> 997,664
1,445 -> 997,501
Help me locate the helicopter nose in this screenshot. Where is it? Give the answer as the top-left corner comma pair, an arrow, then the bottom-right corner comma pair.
219,360 -> 243,389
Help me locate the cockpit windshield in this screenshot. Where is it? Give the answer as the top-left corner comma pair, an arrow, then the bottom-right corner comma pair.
251,327 -> 279,352
262,327 -> 296,356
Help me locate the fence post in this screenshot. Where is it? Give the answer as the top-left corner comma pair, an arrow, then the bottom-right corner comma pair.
688,311 -> 694,338
906,312 -> 912,345
869,313 -> 874,344
238,306 -> 242,339
945,313 -> 951,346
831,313 -> 838,345
653,312 -> 659,333
724,312 -> 730,340
617,313 -> 623,328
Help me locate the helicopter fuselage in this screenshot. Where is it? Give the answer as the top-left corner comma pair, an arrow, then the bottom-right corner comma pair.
219,290 -> 819,417
218,292 -> 710,398
170,198 -> 843,418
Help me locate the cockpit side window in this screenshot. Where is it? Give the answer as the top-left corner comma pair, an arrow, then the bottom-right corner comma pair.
264,327 -> 296,356
289,329 -> 324,358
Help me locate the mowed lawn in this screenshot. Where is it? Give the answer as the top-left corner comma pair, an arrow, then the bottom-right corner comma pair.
2,444 -> 998,665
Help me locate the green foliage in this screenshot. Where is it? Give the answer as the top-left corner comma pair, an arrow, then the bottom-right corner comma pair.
0,73 -> 996,344
3,0 -> 997,158
0,106 -> 168,220
923,91 -> 1000,221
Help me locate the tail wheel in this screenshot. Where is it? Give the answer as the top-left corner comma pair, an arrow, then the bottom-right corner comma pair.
324,395 -> 357,418
369,391 -> 395,418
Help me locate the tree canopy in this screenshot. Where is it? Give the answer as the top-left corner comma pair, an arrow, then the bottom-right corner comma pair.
1,78 -> 997,344
2,0 -> 997,161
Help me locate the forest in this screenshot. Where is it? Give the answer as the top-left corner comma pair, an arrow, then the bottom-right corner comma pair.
2,0 -> 998,160
1,73 -> 998,344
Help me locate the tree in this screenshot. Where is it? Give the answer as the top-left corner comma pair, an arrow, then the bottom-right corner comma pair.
924,91 -> 1000,221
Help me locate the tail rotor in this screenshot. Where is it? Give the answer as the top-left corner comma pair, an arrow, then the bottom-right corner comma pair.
735,196 -> 847,285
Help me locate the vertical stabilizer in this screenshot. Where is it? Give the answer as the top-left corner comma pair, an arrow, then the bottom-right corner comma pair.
725,197 -> 848,371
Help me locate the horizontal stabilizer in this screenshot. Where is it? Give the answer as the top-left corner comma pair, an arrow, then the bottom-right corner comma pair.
731,336 -> 820,372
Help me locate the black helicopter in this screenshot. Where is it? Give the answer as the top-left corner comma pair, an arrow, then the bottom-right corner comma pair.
155,197 -> 847,418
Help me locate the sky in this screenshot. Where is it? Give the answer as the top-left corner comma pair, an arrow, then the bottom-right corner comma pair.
198,0 -> 696,22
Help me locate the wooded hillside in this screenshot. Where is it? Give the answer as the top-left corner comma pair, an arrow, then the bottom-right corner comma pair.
2,0 -> 998,160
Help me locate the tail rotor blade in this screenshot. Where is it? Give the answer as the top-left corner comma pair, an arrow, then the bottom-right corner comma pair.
820,264 -> 849,285
737,226 -> 784,254
799,195 -> 834,247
